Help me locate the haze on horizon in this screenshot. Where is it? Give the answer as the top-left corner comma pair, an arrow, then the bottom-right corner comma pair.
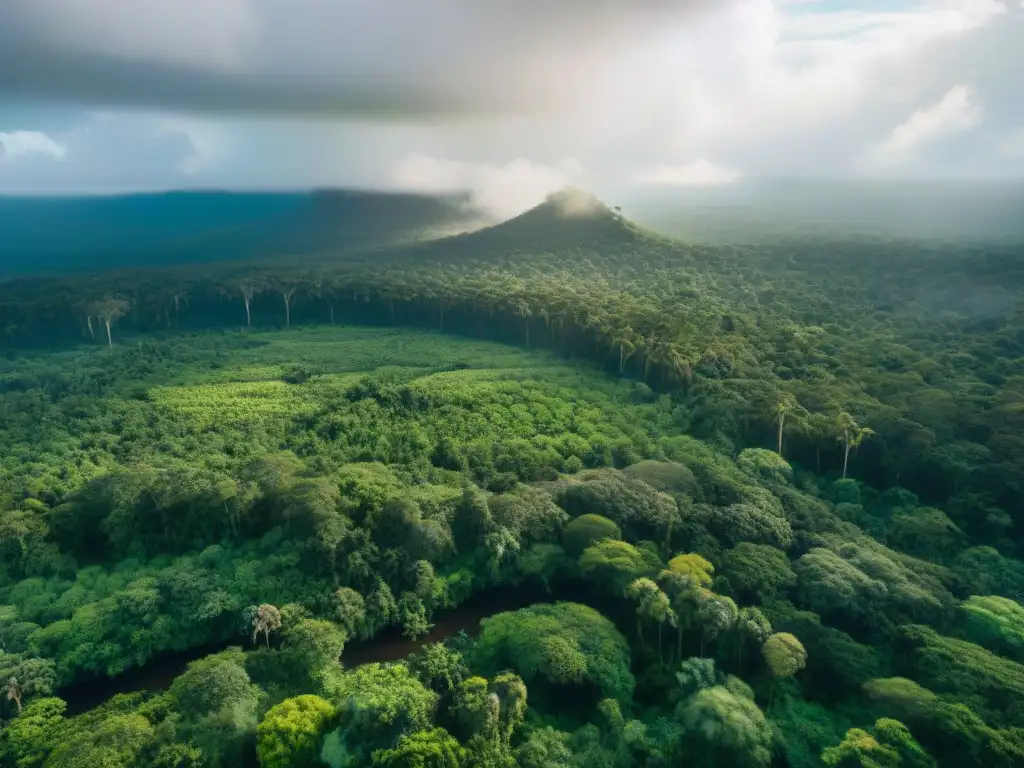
1,0 -> 1022,218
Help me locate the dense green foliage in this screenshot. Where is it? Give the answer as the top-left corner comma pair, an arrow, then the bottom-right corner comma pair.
1,196 -> 1022,767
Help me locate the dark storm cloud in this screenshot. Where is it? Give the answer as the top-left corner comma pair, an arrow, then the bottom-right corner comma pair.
0,0 -> 717,117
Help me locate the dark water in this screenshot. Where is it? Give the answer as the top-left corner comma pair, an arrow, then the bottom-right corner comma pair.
58,585 -> 584,716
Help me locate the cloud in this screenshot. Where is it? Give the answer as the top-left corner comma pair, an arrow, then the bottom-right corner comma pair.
0,113 -> 197,193
0,130 -> 66,160
0,1 -> 1021,195
639,159 -> 741,186
0,0 -> 720,117
863,85 -> 984,171
392,155 -> 582,219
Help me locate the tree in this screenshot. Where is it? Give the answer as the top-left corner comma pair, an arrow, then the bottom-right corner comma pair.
473,602 -> 634,702
678,684 -> 772,768
731,607 -> 773,670
256,695 -> 336,768
627,577 -> 675,661
579,539 -> 658,597
89,298 -> 131,347
886,507 -> 966,563
371,727 -> 466,767
276,278 -> 304,329
281,619 -> 347,691
449,673 -> 525,765
236,279 -> 261,328
365,580 -> 398,637
834,412 -> 874,480
698,593 -> 738,658
958,595 -> 1024,663
719,543 -> 796,604
762,632 -> 807,709
563,514 -> 621,555
251,604 -> 282,647
515,726 -> 573,768
46,714 -> 154,768
168,648 -> 261,721
793,548 -> 887,624
398,594 -> 433,640
822,717 -> 935,768
6,676 -> 22,714
774,393 -> 799,457
332,587 -> 367,641
677,656 -> 722,698
408,643 -> 468,694
0,696 -> 65,768
517,543 -> 568,593
556,471 -> 679,550
665,553 -> 715,588
328,663 -> 439,764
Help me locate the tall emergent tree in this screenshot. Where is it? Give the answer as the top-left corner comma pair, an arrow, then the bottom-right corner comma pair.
89,298 -> 132,347
236,278 -> 261,329
251,604 -> 283,647
834,411 -> 874,480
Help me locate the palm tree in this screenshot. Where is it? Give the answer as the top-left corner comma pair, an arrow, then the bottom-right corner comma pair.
611,324 -> 639,374
834,411 -> 874,479
774,393 -> 799,457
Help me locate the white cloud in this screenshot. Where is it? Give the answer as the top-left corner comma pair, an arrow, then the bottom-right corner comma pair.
0,130 -> 66,160
0,1 -> 1022,193
392,155 -> 582,218
639,159 -> 741,186
863,85 -> 983,170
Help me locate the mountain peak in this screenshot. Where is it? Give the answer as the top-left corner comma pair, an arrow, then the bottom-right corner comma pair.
412,187 -> 662,260
540,188 -> 613,218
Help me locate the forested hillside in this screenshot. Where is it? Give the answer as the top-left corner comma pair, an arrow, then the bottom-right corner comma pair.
0,192 -> 1022,767
0,189 -> 482,277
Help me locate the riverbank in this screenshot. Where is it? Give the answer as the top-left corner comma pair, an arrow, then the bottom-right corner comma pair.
58,583 -> 597,716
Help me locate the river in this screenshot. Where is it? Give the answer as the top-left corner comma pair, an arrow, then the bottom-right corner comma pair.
58,584 -> 593,716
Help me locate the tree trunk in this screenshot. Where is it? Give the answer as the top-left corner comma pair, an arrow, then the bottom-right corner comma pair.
86,315 -> 95,339
284,296 -> 291,328
777,413 -> 785,456
636,618 -> 645,650
329,305 -> 335,325
842,441 -> 850,479
105,320 -> 112,348
244,298 -> 252,328
816,446 -> 821,474
644,356 -> 652,382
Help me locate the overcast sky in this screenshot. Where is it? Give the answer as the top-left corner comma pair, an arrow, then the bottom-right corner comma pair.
0,0 -> 1021,215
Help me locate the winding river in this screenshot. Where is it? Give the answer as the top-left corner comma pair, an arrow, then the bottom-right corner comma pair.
58,584 -> 594,716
